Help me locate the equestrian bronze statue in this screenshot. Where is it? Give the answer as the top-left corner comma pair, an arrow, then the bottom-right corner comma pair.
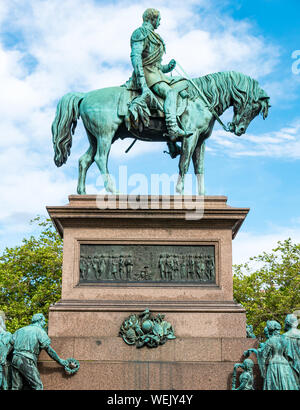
52,8 -> 270,195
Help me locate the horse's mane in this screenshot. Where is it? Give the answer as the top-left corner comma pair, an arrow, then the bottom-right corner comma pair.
188,71 -> 269,115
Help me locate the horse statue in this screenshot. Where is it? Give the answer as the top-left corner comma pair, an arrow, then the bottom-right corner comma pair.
51,70 -> 270,195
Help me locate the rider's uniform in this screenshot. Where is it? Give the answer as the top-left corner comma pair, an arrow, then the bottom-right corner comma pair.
124,22 -> 184,91
124,20 -> 191,143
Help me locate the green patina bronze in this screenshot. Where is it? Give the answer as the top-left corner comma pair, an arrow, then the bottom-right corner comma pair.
244,318 -> 299,390
246,324 -> 256,339
232,358 -> 254,390
0,312 -> 13,390
119,309 -> 176,348
126,8 -> 192,142
79,244 -> 215,283
5,313 -> 80,390
52,8 -> 270,196
283,314 -> 300,388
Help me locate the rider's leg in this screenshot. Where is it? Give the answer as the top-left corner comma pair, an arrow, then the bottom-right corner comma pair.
171,80 -> 189,98
151,81 -> 169,99
152,82 -> 192,142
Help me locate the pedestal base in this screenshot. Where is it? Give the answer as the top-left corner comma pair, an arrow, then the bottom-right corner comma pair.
39,336 -> 261,390
44,195 -> 252,390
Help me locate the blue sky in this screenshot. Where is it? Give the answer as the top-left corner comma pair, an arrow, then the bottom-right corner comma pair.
0,0 -> 299,264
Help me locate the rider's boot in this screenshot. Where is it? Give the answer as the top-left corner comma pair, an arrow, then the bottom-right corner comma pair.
165,141 -> 181,159
164,89 -> 193,142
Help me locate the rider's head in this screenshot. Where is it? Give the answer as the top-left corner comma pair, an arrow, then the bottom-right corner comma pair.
143,8 -> 160,29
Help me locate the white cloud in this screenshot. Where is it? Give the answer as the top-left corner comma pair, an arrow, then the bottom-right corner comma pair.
0,167 -> 75,220
233,226 -> 300,265
209,120 -> 300,158
110,139 -> 165,160
0,0 -> 290,251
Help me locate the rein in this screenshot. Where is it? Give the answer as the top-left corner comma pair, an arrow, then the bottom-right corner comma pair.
125,64 -> 234,154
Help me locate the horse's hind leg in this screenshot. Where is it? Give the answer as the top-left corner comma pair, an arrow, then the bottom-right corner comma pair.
94,132 -> 117,194
77,130 -> 97,195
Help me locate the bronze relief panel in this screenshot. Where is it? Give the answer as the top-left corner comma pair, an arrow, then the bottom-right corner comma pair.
79,244 -> 215,283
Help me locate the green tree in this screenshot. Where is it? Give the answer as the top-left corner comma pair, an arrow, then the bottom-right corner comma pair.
0,217 -> 62,333
233,238 -> 300,339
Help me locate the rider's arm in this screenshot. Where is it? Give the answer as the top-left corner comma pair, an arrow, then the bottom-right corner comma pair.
161,59 -> 176,73
130,40 -> 148,92
161,64 -> 170,73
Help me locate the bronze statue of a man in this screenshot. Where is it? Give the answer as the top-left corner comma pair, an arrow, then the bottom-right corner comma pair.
127,8 -> 192,141
10,313 -> 68,390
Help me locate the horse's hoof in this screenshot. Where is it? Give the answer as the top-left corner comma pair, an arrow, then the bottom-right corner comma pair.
176,186 -> 184,195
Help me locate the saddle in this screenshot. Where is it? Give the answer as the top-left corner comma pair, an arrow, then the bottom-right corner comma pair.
117,85 -> 188,135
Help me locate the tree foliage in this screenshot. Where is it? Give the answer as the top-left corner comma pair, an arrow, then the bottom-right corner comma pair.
233,238 -> 300,339
0,217 -> 62,333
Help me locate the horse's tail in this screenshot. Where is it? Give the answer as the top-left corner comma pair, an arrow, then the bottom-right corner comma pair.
52,92 -> 85,167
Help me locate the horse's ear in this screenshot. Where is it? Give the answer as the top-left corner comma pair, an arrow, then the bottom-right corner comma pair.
260,97 -> 271,119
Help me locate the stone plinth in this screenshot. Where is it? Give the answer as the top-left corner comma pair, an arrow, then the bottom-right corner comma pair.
38,336 -> 262,390
43,195 -> 251,390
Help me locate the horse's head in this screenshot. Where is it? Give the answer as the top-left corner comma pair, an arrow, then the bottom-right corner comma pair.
227,75 -> 271,136
229,91 -> 270,136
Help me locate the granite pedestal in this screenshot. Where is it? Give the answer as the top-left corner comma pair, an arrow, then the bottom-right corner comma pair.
41,195 -> 259,390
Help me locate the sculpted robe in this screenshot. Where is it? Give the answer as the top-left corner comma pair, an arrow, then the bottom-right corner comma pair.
284,328 -> 300,388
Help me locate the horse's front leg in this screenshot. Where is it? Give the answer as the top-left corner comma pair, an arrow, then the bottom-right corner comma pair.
176,133 -> 198,194
176,160 -> 187,195
192,140 -> 205,196
192,117 -> 214,195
